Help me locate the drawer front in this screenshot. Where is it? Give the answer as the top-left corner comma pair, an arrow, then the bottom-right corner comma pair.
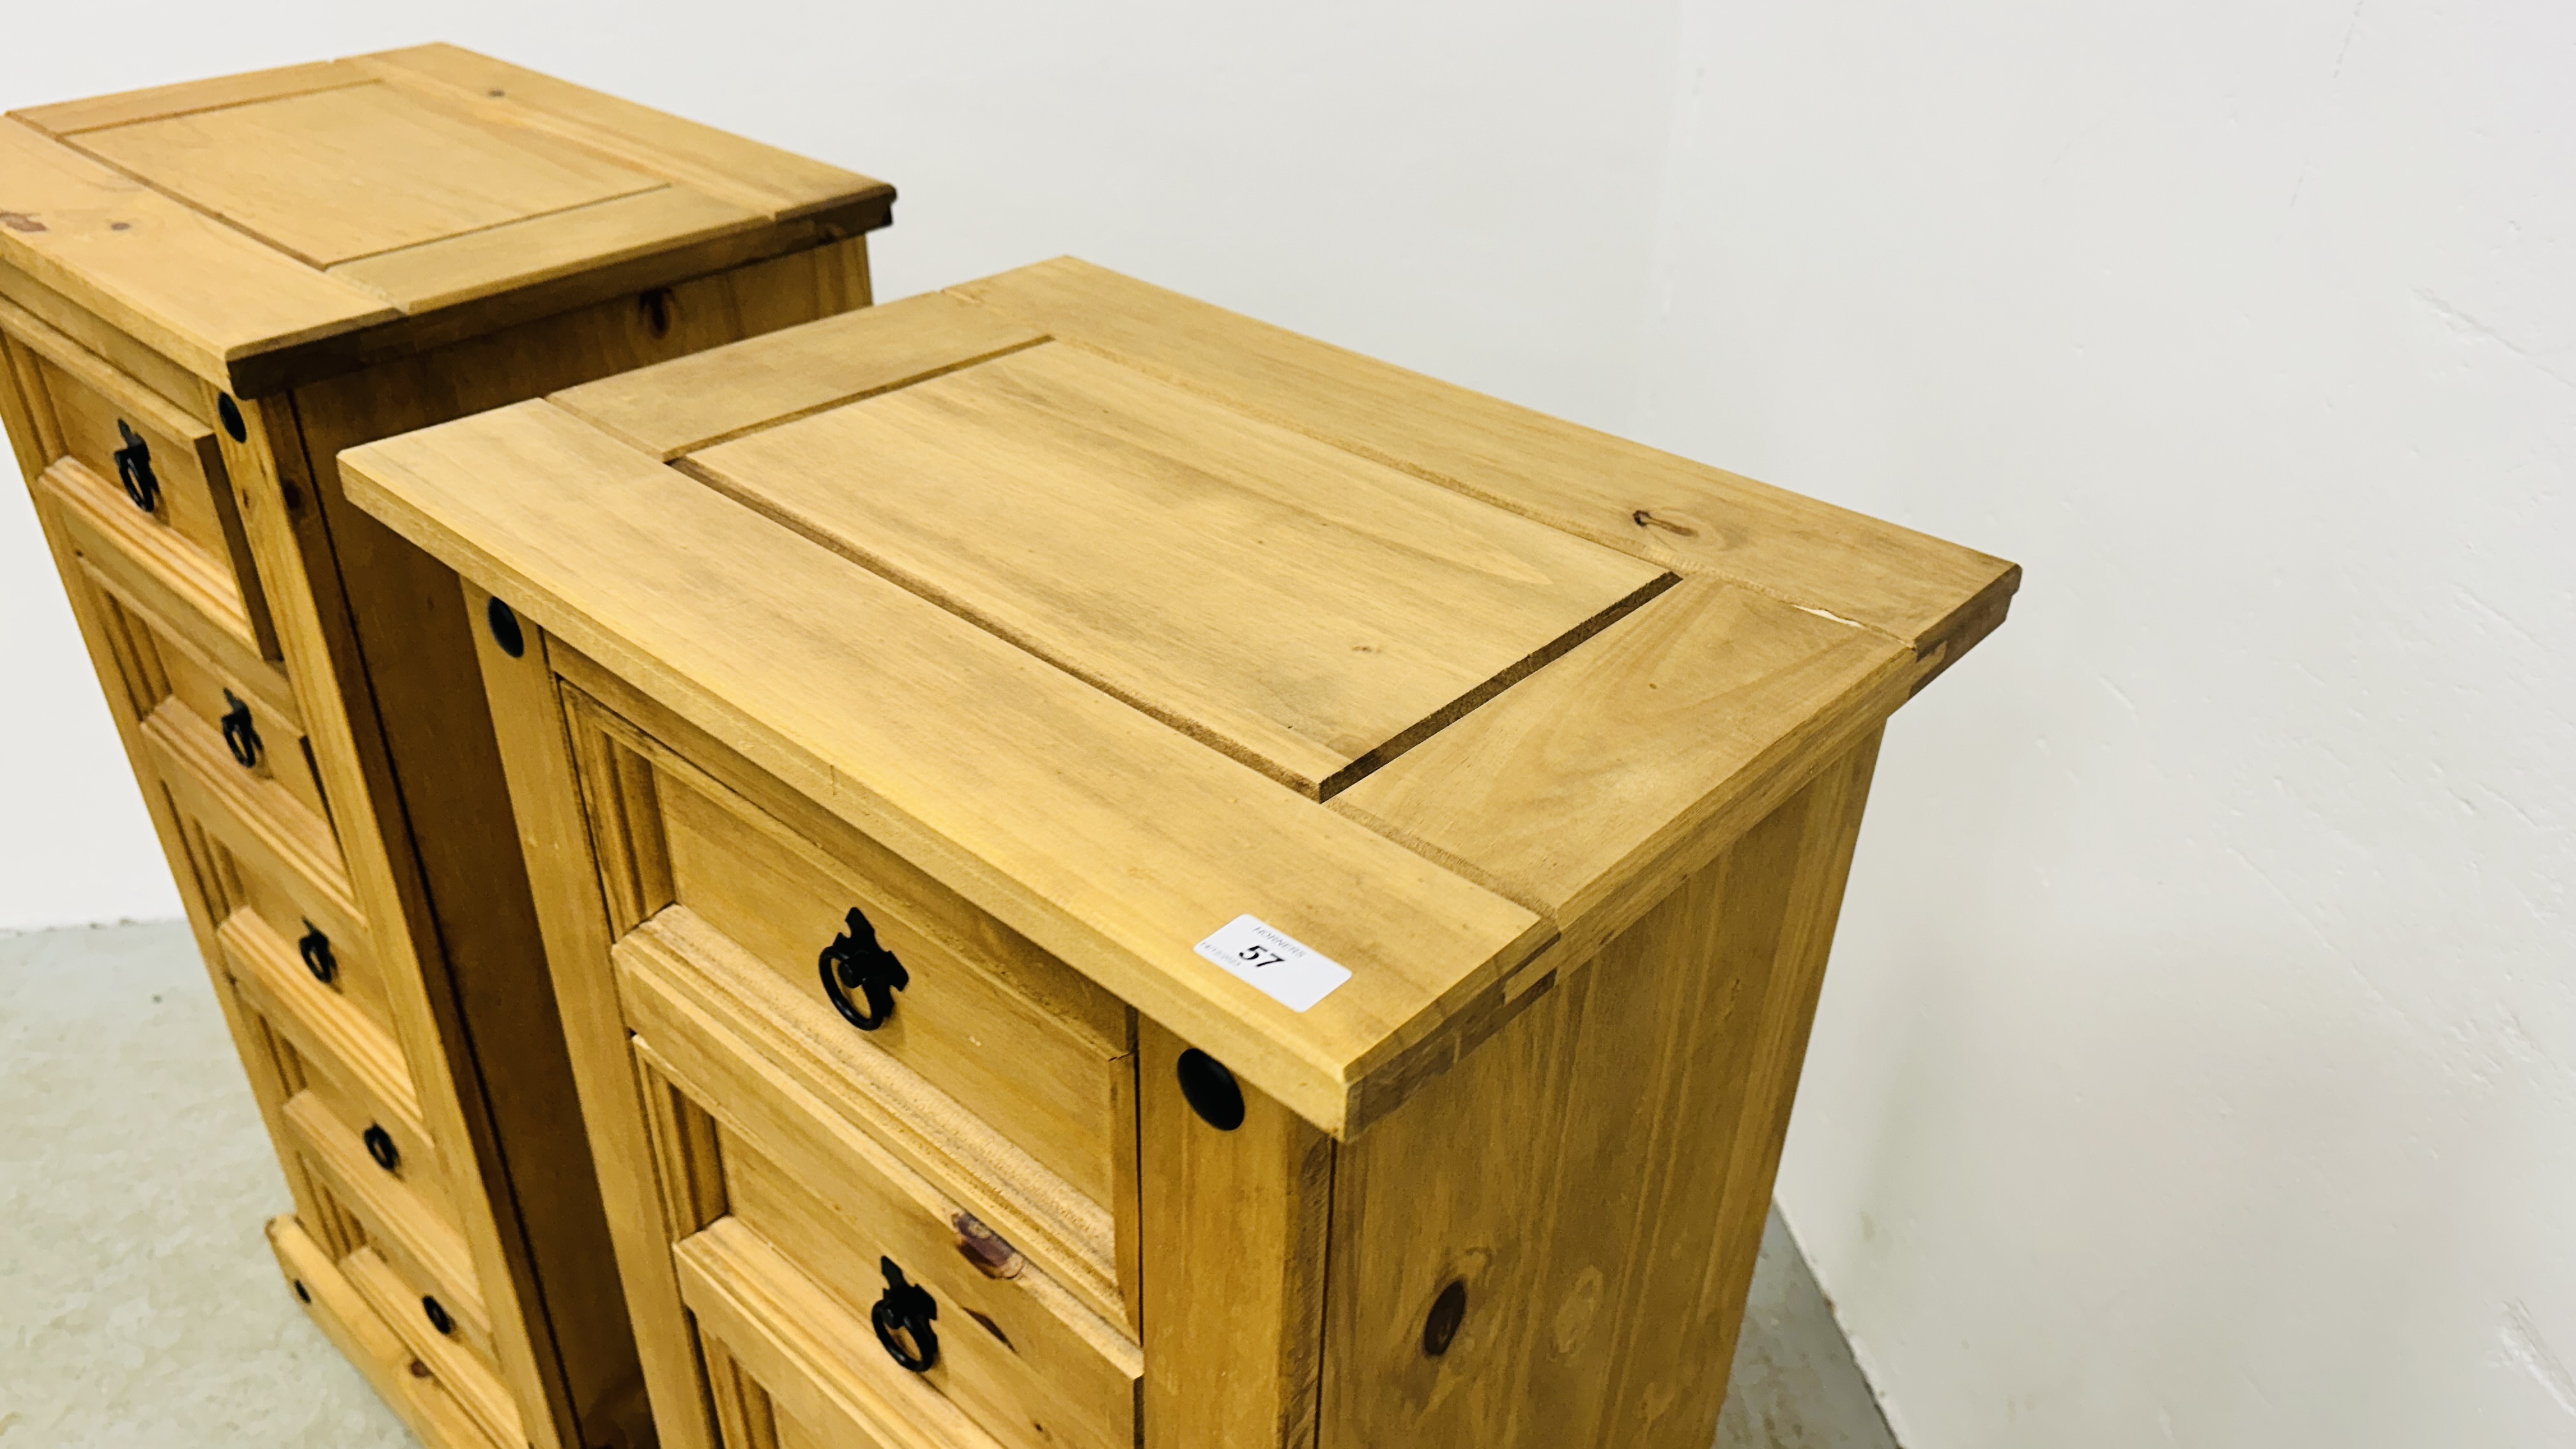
222,908 -> 450,1225
637,1025 -> 1140,1449
618,908 -> 1135,1331
283,1089 -> 497,1379
17,331 -> 278,657
88,568 -> 335,837
340,1243 -> 525,1449
566,686 -> 1132,1211
195,813 -> 396,1041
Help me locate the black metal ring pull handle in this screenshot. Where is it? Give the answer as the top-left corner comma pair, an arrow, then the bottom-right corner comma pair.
818,906 -> 908,1032
870,1257 -> 939,1372
422,1296 -> 454,1336
113,420 -> 160,514
363,1124 -> 400,1173
218,691 -> 262,769
298,923 -> 337,986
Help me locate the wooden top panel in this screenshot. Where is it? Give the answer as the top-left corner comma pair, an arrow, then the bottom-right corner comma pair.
342,399 -> 1551,1135
77,82 -> 664,268
950,259 -> 2020,661
1,45 -> 893,394
684,342 -> 1674,797
346,260 -> 2016,1133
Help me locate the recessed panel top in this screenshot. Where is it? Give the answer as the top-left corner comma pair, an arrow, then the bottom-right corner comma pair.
346,258 -> 2015,1133
682,342 -> 1675,797
0,45 -> 893,392
75,81 -> 664,268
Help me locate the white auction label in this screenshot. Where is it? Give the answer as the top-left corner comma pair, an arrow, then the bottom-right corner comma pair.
1193,915 -> 1352,1013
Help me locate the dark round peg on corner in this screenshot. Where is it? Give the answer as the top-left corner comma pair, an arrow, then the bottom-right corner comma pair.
291,1279 -> 310,1304
486,596 -> 526,657
819,906 -> 908,1031
422,1296 -> 454,1335
1423,1279 -> 1469,1358
218,394 -> 247,443
218,691 -> 262,769
870,1257 -> 939,1372
363,1123 -> 401,1173
298,923 -> 337,986
1176,1048 -> 1246,1131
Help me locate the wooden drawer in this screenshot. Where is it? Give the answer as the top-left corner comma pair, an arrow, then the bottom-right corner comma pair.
283,1089 -> 498,1383
223,908 -> 451,1226
626,999 -> 1140,1449
14,329 -> 278,657
180,803 -> 397,1043
565,682 -> 1135,1219
82,565 -> 337,838
266,1217 -> 513,1449
342,1244 -> 524,1449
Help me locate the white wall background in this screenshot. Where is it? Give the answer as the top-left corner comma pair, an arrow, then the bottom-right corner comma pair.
3,5 -> 2569,1446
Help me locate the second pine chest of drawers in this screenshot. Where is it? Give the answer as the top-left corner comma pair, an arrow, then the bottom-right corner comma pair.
344,259 -> 2018,1449
0,45 -> 891,1449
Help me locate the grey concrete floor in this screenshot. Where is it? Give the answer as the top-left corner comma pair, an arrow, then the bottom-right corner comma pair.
0,921 -> 1898,1448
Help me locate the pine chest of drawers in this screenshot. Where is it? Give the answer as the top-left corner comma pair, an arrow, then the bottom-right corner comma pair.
0,46 -> 891,1449
344,259 -> 2018,1449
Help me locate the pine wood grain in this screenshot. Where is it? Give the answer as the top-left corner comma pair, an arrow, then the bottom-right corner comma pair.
144,701 -> 358,931
684,340 -> 1673,798
284,1089 -> 494,1357
1137,1020 -> 1335,1449
223,387 -> 577,1449
0,259 -> 208,410
551,289 -> 1042,461
75,82 -> 663,268
330,185 -> 760,313
1334,576 -> 1919,964
353,45 -> 891,224
221,908 -> 443,1210
210,815 -> 395,1039
469,583 -> 721,1449
949,257 -> 2020,661
1317,732 -> 1880,1449
0,117 -> 396,383
267,1216 -> 511,1449
12,59 -> 374,136
342,1246 -> 523,1448
0,50 -> 891,397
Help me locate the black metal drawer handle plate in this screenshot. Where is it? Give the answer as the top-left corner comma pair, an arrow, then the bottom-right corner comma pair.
112,420 -> 158,513
871,1257 -> 939,1372
298,924 -> 337,985
218,691 -> 261,769
818,906 -> 907,1031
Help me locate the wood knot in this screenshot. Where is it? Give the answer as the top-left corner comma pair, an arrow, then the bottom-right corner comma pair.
953,1211 -> 1026,1279
1631,508 -> 1700,538
0,211 -> 47,234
